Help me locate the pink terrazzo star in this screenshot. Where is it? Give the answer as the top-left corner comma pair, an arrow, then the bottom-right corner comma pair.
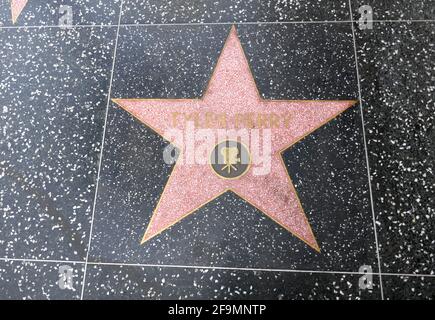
113,26 -> 356,252
11,0 -> 28,23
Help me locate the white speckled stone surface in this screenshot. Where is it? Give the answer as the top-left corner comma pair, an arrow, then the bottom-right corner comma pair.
0,0 -> 433,300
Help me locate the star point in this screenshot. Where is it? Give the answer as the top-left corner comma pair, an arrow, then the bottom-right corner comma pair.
11,0 -> 28,24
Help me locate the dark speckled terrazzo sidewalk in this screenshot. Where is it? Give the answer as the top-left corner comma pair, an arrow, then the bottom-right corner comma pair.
0,0 -> 433,300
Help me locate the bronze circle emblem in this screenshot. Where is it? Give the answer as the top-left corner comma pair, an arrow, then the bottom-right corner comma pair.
210,140 -> 251,179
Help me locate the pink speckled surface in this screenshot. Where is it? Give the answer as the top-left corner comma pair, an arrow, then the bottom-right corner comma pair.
11,0 -> 28,23
114,26 -> 356,251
